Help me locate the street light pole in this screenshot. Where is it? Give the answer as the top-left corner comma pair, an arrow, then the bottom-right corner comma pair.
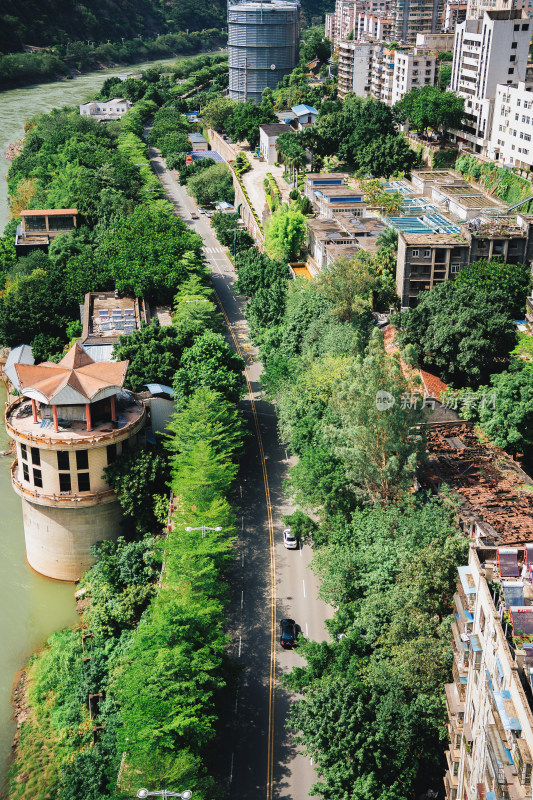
185,524 -> 223,539
137,790 -> 192,800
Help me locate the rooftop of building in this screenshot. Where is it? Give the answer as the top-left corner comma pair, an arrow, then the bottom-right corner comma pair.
259,123 -> 292,136
20,209 -> 78,217
291,103 -> 318,115
400,231 -> 468,245
81,292 -> 148,350
305,172 -> 348,181
187,132 -> 207,142
425,422 -> 533,546
314,185 -> 365,197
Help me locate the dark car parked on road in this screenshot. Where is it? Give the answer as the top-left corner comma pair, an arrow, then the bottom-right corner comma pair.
280,618 -> 297,649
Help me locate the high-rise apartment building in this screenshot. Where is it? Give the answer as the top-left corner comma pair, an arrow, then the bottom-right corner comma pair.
449,9 -> 531,155
466,0 -> 531,20
337,40 -> 437,102
390,0 -> 441,45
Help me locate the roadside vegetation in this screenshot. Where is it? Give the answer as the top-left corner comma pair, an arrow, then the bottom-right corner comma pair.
6,63 -> 246,800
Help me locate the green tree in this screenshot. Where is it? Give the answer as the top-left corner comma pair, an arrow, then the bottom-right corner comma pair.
201,96 -> 237,131
316,254 -> 377,322
463,363 -> 533,456
112,321 -> 186,392
234,248 -> 290,296
326,329 -> 425,504
394,281 -> 517,387
395,85 -> 464,138
187,163 -> 235,206
224,100 -> 276,148
264,204 -> 307,263
95,203 -> 204,301
455,258 -> 531,319
105,448 -> 170,534
173,330 -> 245,403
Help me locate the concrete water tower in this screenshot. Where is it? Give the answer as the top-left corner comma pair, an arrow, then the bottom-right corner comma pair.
5,343 -> 146,581
228,0 -> 300,104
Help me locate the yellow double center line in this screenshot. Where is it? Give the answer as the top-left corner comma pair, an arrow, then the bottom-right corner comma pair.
213,290 -> 277,800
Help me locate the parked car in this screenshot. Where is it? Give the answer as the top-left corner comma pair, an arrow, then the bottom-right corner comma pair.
283,528 -> 298,549
191,213 -> 199,219
280,618 -> 297,649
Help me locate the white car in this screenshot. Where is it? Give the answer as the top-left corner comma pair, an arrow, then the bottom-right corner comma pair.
283,528 -> 298,549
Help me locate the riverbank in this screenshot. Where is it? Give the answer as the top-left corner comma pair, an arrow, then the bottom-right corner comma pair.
0,30 -> 226,91
0,49 -> 225,233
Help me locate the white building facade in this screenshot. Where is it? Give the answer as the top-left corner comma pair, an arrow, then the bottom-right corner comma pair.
79,98 -> 132,120
391,48 -> 437,104
491,81 -> 533,169
449,10 -> 531,155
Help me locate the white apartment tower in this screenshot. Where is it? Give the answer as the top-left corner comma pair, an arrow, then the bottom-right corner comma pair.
466,0 -> 531,21
450,9 -> 531,155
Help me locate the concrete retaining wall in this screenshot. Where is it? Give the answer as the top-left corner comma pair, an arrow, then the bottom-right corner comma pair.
206,128 -> 264,242
22,497 -> 122,581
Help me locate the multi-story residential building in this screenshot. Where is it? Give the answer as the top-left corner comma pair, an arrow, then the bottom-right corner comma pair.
442,0 -> 468,33
390,0 -> 441,45
325,0 -> 358,48
396,211 -> 533,306
370,44 -> 396,103
312,184 -> 367,217
5,343 -> 146,581
356,11 -> 393,39
391,47 -> 437,103
491,81 -> 533,169
466,0 -> 531,20
416,31 -> 456,48
338,40 -> 437,103
449,10 -> 531,156
444,544 -> 533,800
304,172 -> 349,200
338,40 -> 373,98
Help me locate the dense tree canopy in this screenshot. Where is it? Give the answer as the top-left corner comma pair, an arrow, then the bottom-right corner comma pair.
394,282 -> 517,387
455,258 -> 531,319
395,84 -> 464,137
264,204 -> 307,263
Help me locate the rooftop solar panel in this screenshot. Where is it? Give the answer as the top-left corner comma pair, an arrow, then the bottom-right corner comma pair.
510,606 -> 533,637
498,547 -> 520,577
502,581 -> 525,608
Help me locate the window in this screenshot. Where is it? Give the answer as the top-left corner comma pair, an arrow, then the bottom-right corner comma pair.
57,451 -> 69,471
509,68 -> 515,75
76,450 -> 89,470
59,473 -> 71,492
22,463 -> 29,482
522,23 -> 529,30
512,41 -> 518,48
31,447 -> 40,466
107,444 -> 117,465
78,472 -> 91,492
514,23 -> 520,30
424,249 -> 431,257
33,469 -> 42,488
20,443 -> 27,461
451,264 -> 460,274
412,249 -> 419,257
518,99 -> 522,106
511,55 -> 516,62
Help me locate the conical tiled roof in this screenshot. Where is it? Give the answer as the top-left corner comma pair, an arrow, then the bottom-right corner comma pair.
15,343 -> 129,405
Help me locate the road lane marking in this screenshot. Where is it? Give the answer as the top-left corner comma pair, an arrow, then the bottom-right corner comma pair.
306,623 -> 309,637
213,289 -> 277,800
302,580 -> 306,598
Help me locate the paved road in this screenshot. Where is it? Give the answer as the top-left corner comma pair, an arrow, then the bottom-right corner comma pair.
150,149 -> 332,800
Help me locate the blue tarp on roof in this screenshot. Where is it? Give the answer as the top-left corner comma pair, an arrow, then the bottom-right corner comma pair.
292,104 -> 318,116
143,383 -> 174,397
493,690 -> 522,731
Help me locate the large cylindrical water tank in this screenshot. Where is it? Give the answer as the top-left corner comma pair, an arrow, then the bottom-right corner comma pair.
228,0 -> 300,104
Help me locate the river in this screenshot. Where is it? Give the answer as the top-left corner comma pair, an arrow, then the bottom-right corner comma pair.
0,54 -> 204,233
0,54 -> 202,795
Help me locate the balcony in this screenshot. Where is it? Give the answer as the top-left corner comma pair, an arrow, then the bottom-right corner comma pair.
445,683 -> 465,731
5,396 -> 146,450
